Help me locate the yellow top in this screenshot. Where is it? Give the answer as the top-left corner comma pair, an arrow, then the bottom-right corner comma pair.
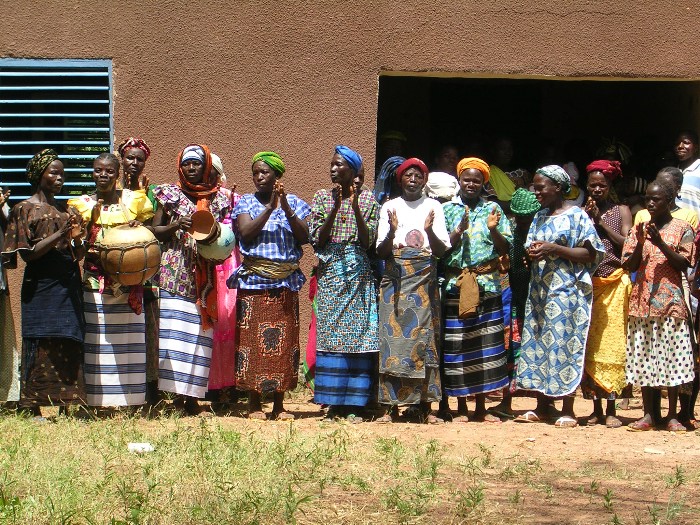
633,207 -> 698,231
68,189 -> 154,227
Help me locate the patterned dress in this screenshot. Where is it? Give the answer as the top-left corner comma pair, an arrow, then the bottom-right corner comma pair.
623,218 -> 696,387
152,184 -> 232,399
2,201 -> 83,406
441,196 -> 513,396
581,204 -> 633,400
309,188 -> 379,407
515,206 -> 604,397
229,193 -> 311,394
0,203 -> 19,402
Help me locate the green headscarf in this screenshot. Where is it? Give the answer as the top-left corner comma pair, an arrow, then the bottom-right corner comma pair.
510,188 -> 541,216
26,148 -> 59,183
252,151 -> 285,176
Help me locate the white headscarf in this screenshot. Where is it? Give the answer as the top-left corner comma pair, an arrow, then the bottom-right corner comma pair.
424,171 -> 459,201
211,153 -> 227,186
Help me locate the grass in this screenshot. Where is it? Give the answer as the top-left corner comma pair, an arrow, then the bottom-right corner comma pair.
0,408 -> 698,524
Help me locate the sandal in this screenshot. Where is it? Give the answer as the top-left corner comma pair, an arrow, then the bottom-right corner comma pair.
452,415 -> 469,424
248,411 -> 267,420
375,414 -> 394,424
514,411 -> 541,423
605,415 -> 623,429
488,408 -> 515,420
474,413 -> 502,424
627,418 -> 654,431
666,418 -> 687,433
587,413 -> 603,426
420,413 -> 444,425
554,416 -> 578,428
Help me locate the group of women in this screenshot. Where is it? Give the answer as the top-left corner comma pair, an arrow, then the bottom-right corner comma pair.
1,134 -> 698,431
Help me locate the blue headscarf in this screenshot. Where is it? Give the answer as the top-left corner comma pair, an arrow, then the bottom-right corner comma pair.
335,145 -> 362,173
373,155 -> 405,205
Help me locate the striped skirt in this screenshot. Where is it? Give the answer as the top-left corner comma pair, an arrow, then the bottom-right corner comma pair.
158,291 -> 213,399
84,290 -> 146,406
442,291 -> 508,396
314,351 -> 375,407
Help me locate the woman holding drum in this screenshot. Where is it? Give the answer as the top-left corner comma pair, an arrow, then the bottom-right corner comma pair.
68,153 -> 154,408
151,144 -> 233,415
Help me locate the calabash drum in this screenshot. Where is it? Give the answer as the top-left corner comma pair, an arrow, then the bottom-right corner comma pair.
197,223 -> 235,262
96,225 -> 161,286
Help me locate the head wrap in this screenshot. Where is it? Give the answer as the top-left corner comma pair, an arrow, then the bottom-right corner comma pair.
586,159 -> 622,181
379,130 -> 407,143
117,137 -> 151,160
26,149 -> 59,183
396,157 -> 429,181
510,188 -> 541,216
252,151 -> 285,176
457,157 -> 490,183
631,177 -> 648,195
596,137 -> 632,165
535,165 -> 571,194
424,172 -> 459,201
211,153 -> 226,185
177,144 -> 216,198
334,145 -> 362,173
373,155 -> 405,205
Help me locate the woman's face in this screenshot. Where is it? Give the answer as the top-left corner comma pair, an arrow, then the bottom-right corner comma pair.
330,153 -> 355,187
675,133 -> 698,163
92,158 -> 119,192
39,159 -> 64,195
586,171 -> 609,203
252,160 -> 277,192
121,147 -> 147,180
532,173 -> 561,208
181,159 -> 205,184
400,166 -> 427,200
645,184 -> 671,220
458,168 -> 484,200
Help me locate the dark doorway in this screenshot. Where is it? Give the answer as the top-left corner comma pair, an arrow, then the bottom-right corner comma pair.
376,75 -> 700,180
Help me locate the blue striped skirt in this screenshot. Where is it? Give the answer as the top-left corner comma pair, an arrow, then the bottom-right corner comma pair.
314,351 -> 375,407
83,289 -> 146,406
158,291 -> 213,398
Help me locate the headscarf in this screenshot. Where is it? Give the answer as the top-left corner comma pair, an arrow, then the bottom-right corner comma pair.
586,159 -> 623,181
424,171 -> 459,201
631,177 -> 648,195
596,137 -> 632,165
26,148 -> 59,183
211,153 -> 226,185
535,165 -> 571,194
396,157 -> 428,181
177,144 -> 216,198
373,155 -> 405,205
457,157 -> 490,183
252,151 -> 285,176
379,130 -> 407,143
510,188 -> 541,216
117,137 -> 151,160
335,145 -> 362,173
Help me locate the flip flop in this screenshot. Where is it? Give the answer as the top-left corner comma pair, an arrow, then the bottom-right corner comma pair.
420,413 -> 444,425
514,411 -> 540,423
452,415 -> 470,423
487,408 -> 516,420
554,416 -> 578,428
627,418 -> 653,431
605,415 -> 623,429
666,419 -> 687,433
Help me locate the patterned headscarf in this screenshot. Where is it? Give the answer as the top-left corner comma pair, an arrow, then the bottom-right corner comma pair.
177,144 -> 216,198
211,153 -> 226,186
335,145 -> 363,173
396,157 -> 429,181
510,188 -> 541,216
252,151 -> 285,176
26,149 -> 59,183
117,137 -> 151,159
373,155 -> 405,205
457,157 -> 490,183
586,159 -> 623,181
535,165 -> 571,194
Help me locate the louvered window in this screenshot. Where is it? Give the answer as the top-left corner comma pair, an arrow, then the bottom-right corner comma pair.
0,58 -> 112,202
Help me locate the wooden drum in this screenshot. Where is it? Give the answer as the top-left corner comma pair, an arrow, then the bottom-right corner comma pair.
96,225 -> 161,286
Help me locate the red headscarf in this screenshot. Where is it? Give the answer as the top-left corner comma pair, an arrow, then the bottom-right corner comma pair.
117,137 -> 151,159
178,144 -> 217,199
586,159 -> 622,180
396,157 -> 429,182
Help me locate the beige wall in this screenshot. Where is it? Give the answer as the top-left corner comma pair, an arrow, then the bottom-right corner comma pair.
3,0 -> 700,350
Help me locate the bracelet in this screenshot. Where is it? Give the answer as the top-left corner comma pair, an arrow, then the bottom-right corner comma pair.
71,238 -> 84,248
287,212 -> 297,221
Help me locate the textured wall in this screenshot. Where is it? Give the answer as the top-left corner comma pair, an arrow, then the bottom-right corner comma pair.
2,0 -> 700,352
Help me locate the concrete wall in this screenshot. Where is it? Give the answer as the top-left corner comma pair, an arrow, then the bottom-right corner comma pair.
2,0 -> 700,352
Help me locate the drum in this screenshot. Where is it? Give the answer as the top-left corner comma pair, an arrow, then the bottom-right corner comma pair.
96,225 -> 161,286
198,223 -> 235,262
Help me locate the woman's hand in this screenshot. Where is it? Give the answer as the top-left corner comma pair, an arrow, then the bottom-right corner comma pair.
0,187 -> 10,207
276,181 -> 292,215
456,206 -> 469,233
128,220 -> 143,228
527,241 -> 559,261
90,199 -> 104,224
487,208 -> 501,231
635,222 -> 646,244
424,209 -> 435,231
646,222 -> 662,246
178,214 -> 193,231
332,184 -> 342,210
388,208 -> 399,233
349,183 -> 360,210
584,197 -> 600,223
